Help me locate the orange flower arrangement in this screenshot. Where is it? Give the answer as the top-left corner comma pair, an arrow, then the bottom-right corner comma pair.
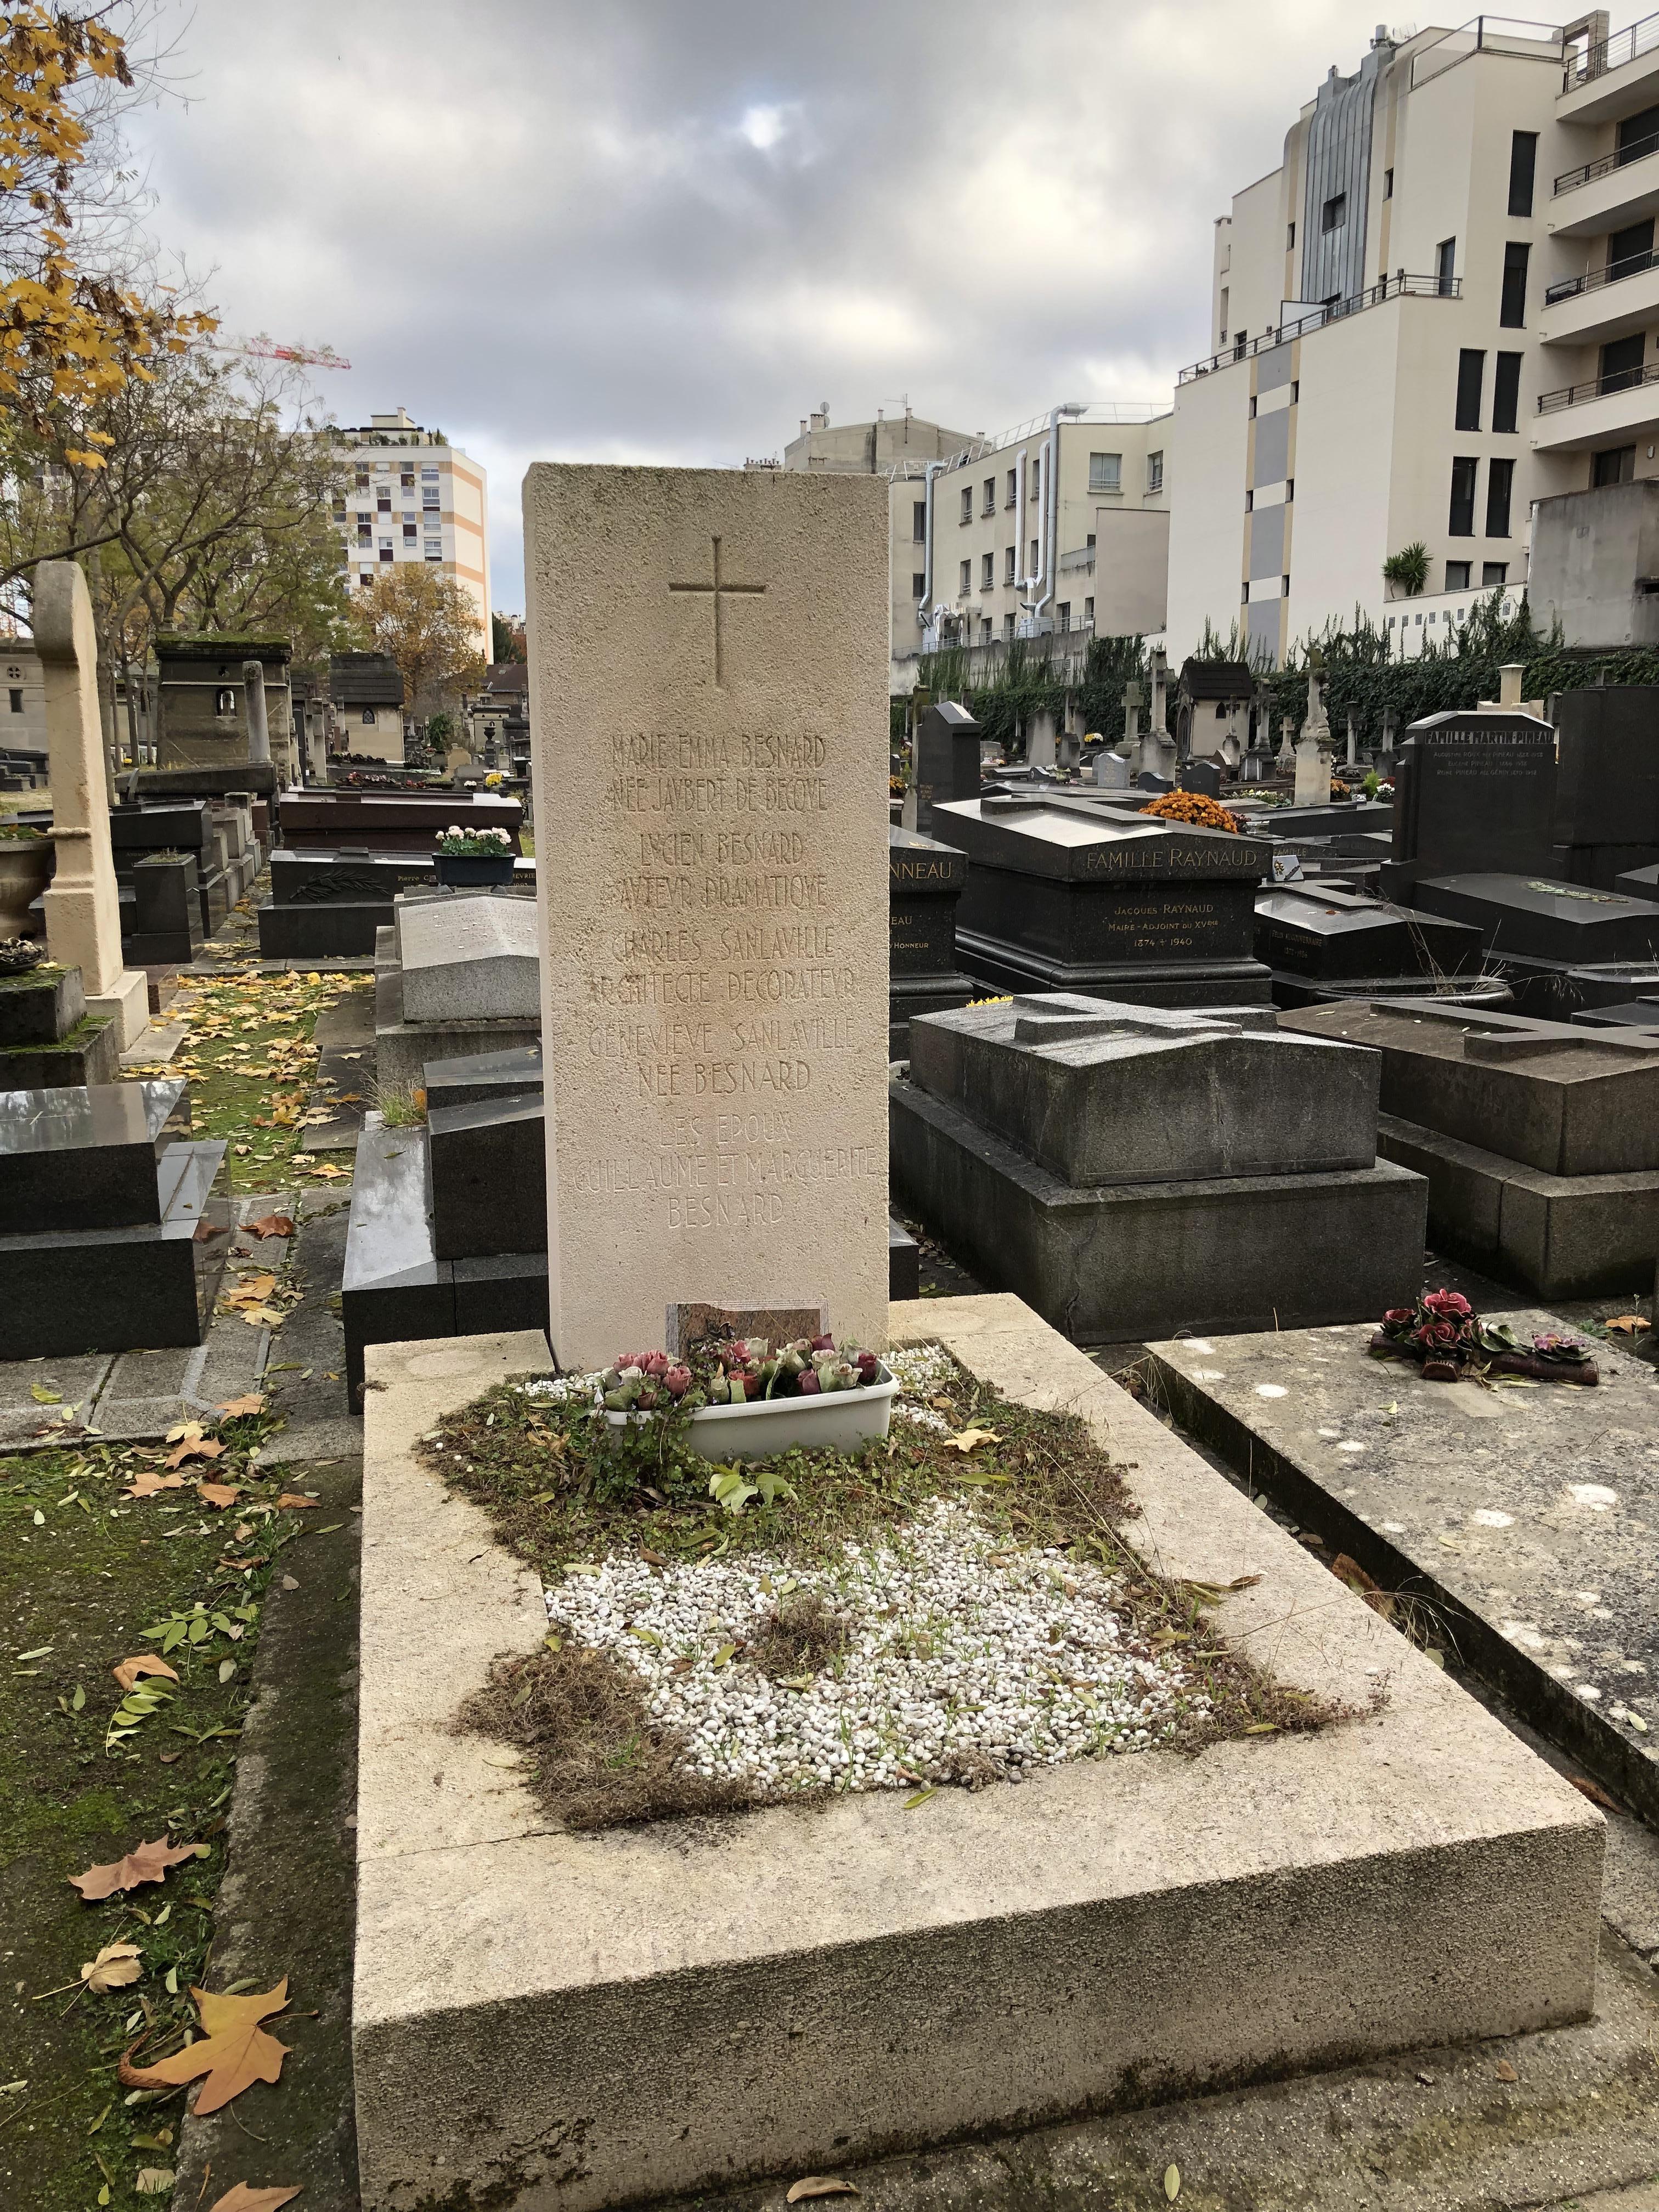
1138,792 -> 1241,833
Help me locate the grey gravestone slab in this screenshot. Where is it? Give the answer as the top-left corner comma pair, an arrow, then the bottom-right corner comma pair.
422,1043 -> 543,1113
1254,883 -> 1482,985
0,1077 -> 190,1232
373,926 -> 541,1091
890,1073 -> 1423,1341
427,1092 -> 547,1260
1616,860 -> 1659,904
1136,771 -> 1175,794
1390,711 -> 1557,886
1282,998 -> 1659,1176
1149,1320 -> 1659,1822
1409,873 -> 1659,970
0,1138 -> 229,1358
933,794 -> 1272,1008
398,894 -> 540,1024
1180,761 -> 1222,799
909,994 -> 1378,1186
1090,752 -> 1132,791
0,1351 -> 114,1449
110,800 -> 211,854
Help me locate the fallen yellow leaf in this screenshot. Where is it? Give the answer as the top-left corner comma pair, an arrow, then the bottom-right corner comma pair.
81,1942 -> 142,1992
944,1427 -> 1001,1454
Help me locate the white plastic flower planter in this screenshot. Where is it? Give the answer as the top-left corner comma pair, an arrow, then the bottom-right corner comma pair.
604,1364 -> 899,1462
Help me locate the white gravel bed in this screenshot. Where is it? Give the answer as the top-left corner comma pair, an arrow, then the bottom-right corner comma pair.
543,1496 -> 1212,1799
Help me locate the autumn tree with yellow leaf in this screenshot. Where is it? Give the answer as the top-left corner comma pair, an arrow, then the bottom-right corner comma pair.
352,562 -> 487,719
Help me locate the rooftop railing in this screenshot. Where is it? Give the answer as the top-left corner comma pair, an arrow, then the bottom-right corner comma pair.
1555,125 -> 1659,191
1563,4 -> 1659,89
1537,357 -> 1659,411
1543,244 -> 1658,303
1411,15 -> 1562,90
1177,272 -> 1460,386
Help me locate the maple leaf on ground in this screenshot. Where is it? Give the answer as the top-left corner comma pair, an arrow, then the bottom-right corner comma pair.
274,1493 -> 317,1510
198,1481 -> 244,1509
69,1836 -> 204,1901
943,1427 -> 1001,1454
245,1214 -> 296,1240
218,1393 -> 267,1418
208,2186 -> 302,2212
82,1942 -> 142,1991
166,1435 -> 227,1469
112,1655 -> 180,1692
120,1979 -> 291,2115
1604,1314 -> 1650,1335
239,1306 -> 286,1329
126,1471 -> 188,1499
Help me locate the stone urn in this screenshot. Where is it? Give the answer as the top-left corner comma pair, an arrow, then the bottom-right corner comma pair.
0,835 -> 51,940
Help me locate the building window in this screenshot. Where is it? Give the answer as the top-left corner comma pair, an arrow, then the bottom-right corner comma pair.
1290,380 -> 1299,401
980,618 -> 992,643
1500,241 -> 1530,326
331,501 -> 346,521
960,487 -> 972,524
1285,477 -> 1295,501
1485,456 -> 1515,539
1436,237 -> 1456,294
1006,469 -> 1017,505
1493,351 -> 1523,433
400,470 -> 415,490
1088,452 -> 1121,493
1031,461 -> 1041,497
1005,545 -> 1017,584
1446,560 -> 1472,591
912,571 -> 926,597
1455,349 -> 1485,432
1449,455 -> 1479,535
379,545 -> 394,562
1508,131 -> 1538,218
357,525 -> 372,545
959,558 -> 971,593
912,499 -> 927,543
1147,449 -> 1164,492
1029,537 -> 1039,573
376,493 -> 391,514
420,464 -> 438,479
1384,167 -> 1393,199
362,708 -> 376,727
1084,596 -> 1094,624
1244,488 -> 1254,512
1004,613 -> 1015,640
981,551 -> 994,588
1242,581 -> 1250,602
355,470 -> 369,490
983,478 -> 996,515
424,548 -> 443,563
1248,394 -> 1257,419
1086,532 -> 1096,549
1219,285 -> 1228,340
1482,562 -> 1508,587
1282,573 -> 1290,596
403,522 -> 417,542
7,687 -> 20,713
1321,190 -> 1347,233
422,490 -> 440,511
1594,445 -> 1637,486
1286,221 -> 1296,249
1058,602 -> 1071,631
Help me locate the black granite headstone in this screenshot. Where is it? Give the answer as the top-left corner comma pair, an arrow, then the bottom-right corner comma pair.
1389,709 -> 1556,890
1552,685 -> 1659,889
426,1093 -> 548,1259
911,701 -> 983,833
1179,761 -> 1222,799
888,827 -> 975,1055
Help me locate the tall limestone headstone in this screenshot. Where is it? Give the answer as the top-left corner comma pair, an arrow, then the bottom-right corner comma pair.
524,465 -> 890,1367
37,561 -> 149,1047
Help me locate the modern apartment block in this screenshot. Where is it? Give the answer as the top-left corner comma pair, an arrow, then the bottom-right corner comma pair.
776,403 -> 975,664
894,403 -> 1170,674
333,407 -> 490,651
1165,10 -> 1659,665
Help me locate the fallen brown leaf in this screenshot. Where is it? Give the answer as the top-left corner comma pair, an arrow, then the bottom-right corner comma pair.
208,2187 -> 302,2212
1495,2059 -> 1519,2083
1330,1554 -> 1395,1618
943,1426 -> 1001,1454
787,2183 -> 860,2204
165,1435 -> 227,1469
197,1482 -> 244,1509
69,1836 -> 204,1901
244,1215 -> 296,1242
218,1393 -> 267,1418
125,1470 -> 188,1499
225,1274 -> 277,1305
1604,1314 -> 1650,1335
81,1942 -> 142,1991
1568,1774 -> 1619,1811
274,1493 -> 317,1510
119,1979 -> 290,2115
112,1655 -> 180,1692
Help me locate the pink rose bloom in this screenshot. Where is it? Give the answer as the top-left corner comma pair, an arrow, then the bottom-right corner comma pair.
664,1365 -> 691,1397
797,1370 -> 822,1395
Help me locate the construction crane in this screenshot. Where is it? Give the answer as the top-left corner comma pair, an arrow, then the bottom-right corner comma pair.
207,335 -> 353,371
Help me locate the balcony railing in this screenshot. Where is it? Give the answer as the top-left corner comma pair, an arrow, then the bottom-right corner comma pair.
1178,272 -> 1460,385
1537,358 -> 1659,411
1555,127 -> 1659,193
1564,4 -> 1659,89
1544,245 -> 1657,303
1412,16 -> 1562,91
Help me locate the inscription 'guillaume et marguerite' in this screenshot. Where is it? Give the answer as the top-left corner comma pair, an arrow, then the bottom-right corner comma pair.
526,462 -> 890,1362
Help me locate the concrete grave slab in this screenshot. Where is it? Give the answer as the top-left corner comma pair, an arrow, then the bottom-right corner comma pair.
352,1302 -> 1600,2212
397,891 -> 539,1024
1147,1317 -> 1659,1821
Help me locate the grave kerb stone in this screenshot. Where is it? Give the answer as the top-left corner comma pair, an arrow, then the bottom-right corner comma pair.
397,893 -> 541,1024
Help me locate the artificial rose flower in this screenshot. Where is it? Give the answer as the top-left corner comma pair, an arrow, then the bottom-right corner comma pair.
664,1365 -> 691,1397
1383,1308 -> 1414,1325
1422,1290 -> 1472,1320
797,1370 -> 822,1395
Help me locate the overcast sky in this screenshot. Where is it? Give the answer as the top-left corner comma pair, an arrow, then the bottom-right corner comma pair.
129,0 -> 1384,614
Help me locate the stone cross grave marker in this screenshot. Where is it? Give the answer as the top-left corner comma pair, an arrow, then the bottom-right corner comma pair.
36,560 -> 149,1047
524,464 -> 890,1367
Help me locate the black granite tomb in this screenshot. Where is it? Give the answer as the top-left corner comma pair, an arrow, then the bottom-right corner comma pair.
932,793 -> 1272,1007
427,1093 -> 548,1260
910,701 -> 982,832
1552,685 -> 1659,889
125,853 -> 205,966
422,1042 -> 543,1113
0,960 -> 118,1088
1406,874 -> 1659,990
1178,760 -> 1222,799
0,1077 -> 229,1356
1254,882 -> 1485,1007
889,827 -> 975,1056
258,847 -> 535,958
1385,709 -> 1556,898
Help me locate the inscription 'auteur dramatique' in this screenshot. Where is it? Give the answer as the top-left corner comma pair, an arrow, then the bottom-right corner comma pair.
569,728 -> 881,1223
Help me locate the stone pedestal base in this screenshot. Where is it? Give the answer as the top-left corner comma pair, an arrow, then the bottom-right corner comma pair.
87,966 -> 150,1049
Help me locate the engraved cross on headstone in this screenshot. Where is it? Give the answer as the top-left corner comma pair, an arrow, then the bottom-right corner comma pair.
668,534 -> 766,686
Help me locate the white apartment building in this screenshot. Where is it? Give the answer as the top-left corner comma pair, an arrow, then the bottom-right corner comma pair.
896,403 -> 1171,673
1165,9 -> 1659,666
334,408 -> 491,651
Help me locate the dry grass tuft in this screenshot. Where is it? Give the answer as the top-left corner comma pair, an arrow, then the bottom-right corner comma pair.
747,1591 -> 850,1681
